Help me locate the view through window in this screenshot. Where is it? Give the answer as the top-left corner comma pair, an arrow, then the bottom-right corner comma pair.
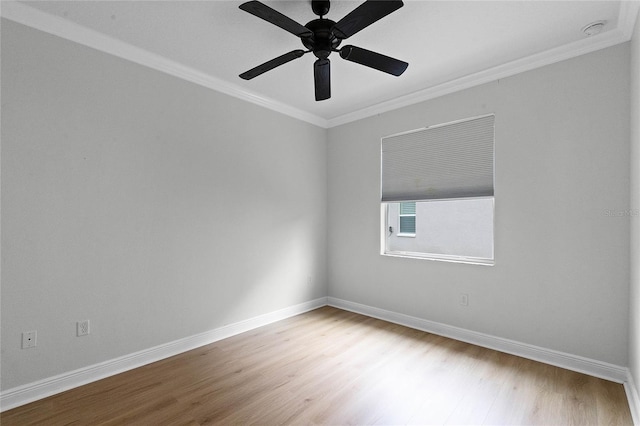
386,199 -> 494,262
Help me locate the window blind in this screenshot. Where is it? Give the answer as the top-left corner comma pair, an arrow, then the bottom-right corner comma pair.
381,115 -> 494,202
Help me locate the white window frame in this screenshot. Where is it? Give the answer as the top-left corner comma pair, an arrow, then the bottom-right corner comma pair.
380,114 -> 495,266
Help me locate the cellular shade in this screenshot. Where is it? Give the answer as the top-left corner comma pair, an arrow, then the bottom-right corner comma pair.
381,115 -> 494,202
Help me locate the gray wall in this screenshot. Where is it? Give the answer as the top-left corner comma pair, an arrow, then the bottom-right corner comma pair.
1,13 -> 636,396
630,8 -> 640,395
327,44 -> 630,366
1,20 -> 327,390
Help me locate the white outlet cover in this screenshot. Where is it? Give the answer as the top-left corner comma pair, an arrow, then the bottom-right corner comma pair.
77,320 -> 90,336
460,294 -> 469,306
22,331 -> 37,349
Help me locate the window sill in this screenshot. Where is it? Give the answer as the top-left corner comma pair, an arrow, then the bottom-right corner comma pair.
382,251 -> 494,266
396,233 -> 416,238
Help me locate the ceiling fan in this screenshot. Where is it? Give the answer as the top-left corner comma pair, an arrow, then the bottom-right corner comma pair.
238,0 -> 408,101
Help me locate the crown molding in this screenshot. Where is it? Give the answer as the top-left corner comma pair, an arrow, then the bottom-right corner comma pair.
619,0 -> 640,40
0,1 -> 329,129
2,0 -> 637,130
328,26 -> 635,127
327,1 -> 639,127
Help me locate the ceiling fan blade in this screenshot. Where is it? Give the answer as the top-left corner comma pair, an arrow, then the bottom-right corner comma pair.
332,0 -> 403,40
314,59 -> 331,101
339,45 -> 408,76
239,1 -> 313,38
239,50 -> 307,80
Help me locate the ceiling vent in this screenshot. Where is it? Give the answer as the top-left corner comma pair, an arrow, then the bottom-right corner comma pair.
582,20 -> 606,36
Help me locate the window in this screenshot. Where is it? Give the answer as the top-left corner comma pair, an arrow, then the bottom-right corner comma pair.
398,202 -> 416,235
381,115 -> 495,265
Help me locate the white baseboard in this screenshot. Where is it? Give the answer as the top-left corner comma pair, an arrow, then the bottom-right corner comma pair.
327,297 -> 628,384
626,371 -> 640,425
0,297 -> 328,412
3,295 -> 634,418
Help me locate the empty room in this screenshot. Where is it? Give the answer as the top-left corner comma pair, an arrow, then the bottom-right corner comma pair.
1,0 -> 640,424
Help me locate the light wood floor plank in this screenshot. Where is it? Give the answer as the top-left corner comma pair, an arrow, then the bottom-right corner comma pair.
1,306 -> 633,425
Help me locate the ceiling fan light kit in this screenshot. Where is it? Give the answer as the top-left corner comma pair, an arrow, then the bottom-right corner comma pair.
238,0 -> 409,101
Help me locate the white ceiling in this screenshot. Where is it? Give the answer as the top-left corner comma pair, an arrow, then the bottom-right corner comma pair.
3,1 -> 639,127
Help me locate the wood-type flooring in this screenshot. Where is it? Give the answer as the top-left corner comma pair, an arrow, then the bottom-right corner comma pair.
2,306 -> 633,425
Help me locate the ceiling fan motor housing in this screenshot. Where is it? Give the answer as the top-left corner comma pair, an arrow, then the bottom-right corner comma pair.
311,0 -> 330,17
302,19 -> 341,59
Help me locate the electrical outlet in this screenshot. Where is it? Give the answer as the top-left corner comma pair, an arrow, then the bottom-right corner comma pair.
77,320 -> 90,337
22,331 -> 37,349
459,293 -> 469,307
